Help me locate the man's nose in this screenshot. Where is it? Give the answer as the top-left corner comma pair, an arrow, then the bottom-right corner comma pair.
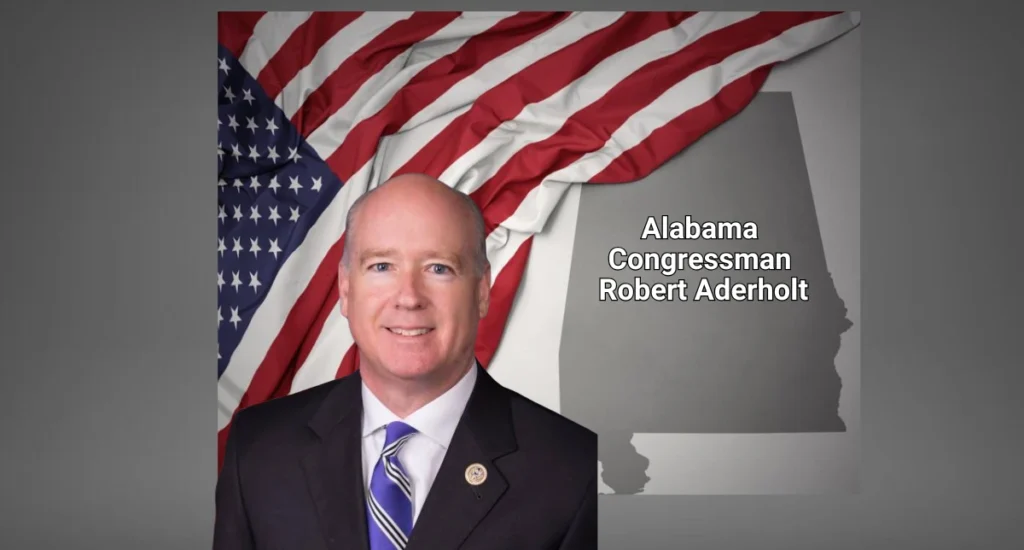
394,270 -> 426,309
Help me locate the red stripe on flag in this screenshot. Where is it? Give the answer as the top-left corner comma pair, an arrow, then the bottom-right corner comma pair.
218,12 -> 267,59
218,419 -> 231,472
291,11 -> 463,135
592,65 -> 775,183
474,236 -> 534,368
324,11 -> 573,183
256,12 -> 364,101
291,270 -> 341,376
395,12 -> 696,179
264,281 -> 343,403
471,11 -> 838,228
336,341 -> 361,379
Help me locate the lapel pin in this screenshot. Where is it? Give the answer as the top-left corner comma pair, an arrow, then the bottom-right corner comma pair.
465,463 -> 487,486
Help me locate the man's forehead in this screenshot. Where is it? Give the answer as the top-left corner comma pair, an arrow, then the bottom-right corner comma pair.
348,183 -> 478,258
356,199 -> 467,231
353,199 -> 473,240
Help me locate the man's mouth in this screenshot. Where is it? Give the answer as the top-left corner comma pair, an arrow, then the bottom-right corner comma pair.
386,327 -> 433,336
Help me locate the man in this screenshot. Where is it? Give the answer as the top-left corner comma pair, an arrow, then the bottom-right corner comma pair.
214,173 -> 598,549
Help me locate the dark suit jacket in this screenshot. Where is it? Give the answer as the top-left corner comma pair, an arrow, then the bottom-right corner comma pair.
214,364 -> 598,549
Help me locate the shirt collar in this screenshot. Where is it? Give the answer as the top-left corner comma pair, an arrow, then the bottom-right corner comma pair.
361,359 -> 478,449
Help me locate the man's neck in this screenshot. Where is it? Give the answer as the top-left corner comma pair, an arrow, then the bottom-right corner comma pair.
362,359 -> 474,418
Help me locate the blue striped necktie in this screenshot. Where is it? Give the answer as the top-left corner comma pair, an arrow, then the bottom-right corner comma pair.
367,421 -> 418,550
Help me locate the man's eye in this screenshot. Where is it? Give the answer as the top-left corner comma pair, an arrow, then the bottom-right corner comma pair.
430,264 -> 451,275
369,263 -> 390,272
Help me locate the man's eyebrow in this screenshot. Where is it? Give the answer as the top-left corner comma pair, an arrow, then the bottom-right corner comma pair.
358,248 -> 398,264
425,251 -> 463,269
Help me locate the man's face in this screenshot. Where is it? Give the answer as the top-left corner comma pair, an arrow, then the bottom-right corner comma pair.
338,179 -> 490,386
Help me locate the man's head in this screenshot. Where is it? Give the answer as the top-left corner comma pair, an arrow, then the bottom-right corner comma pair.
338,173 -> 491,392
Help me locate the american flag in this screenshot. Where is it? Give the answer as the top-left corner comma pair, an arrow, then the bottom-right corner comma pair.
216,10 -> 860,469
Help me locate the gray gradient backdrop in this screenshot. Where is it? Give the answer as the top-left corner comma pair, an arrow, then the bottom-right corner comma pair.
1,2 -> 1022,549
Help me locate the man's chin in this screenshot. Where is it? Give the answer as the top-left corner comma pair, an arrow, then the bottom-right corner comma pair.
372,355 -> 444,381
360,347 -> 472,385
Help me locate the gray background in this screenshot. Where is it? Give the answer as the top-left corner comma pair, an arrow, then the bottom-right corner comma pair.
2,1 -> 1022,548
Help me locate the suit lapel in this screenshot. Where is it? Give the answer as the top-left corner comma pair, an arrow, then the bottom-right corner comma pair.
406,365 -> 518,550
301,373 -> 370,550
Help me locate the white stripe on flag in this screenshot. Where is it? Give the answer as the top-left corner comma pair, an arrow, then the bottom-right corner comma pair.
287,299 -> 353,393
485,183 -> 583,413
237,12 -> 312,80
276,12 -> 415,120
305,13 -> 515,160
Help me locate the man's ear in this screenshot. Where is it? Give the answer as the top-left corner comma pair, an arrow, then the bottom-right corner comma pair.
477,264 -> 491,319
338,263 -> 350,319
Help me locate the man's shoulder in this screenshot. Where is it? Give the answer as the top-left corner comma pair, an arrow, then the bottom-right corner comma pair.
500,385 -> 597,460
229,373 -> 355,445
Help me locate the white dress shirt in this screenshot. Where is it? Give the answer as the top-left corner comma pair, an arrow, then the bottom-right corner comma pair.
361,362 -> 477,525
